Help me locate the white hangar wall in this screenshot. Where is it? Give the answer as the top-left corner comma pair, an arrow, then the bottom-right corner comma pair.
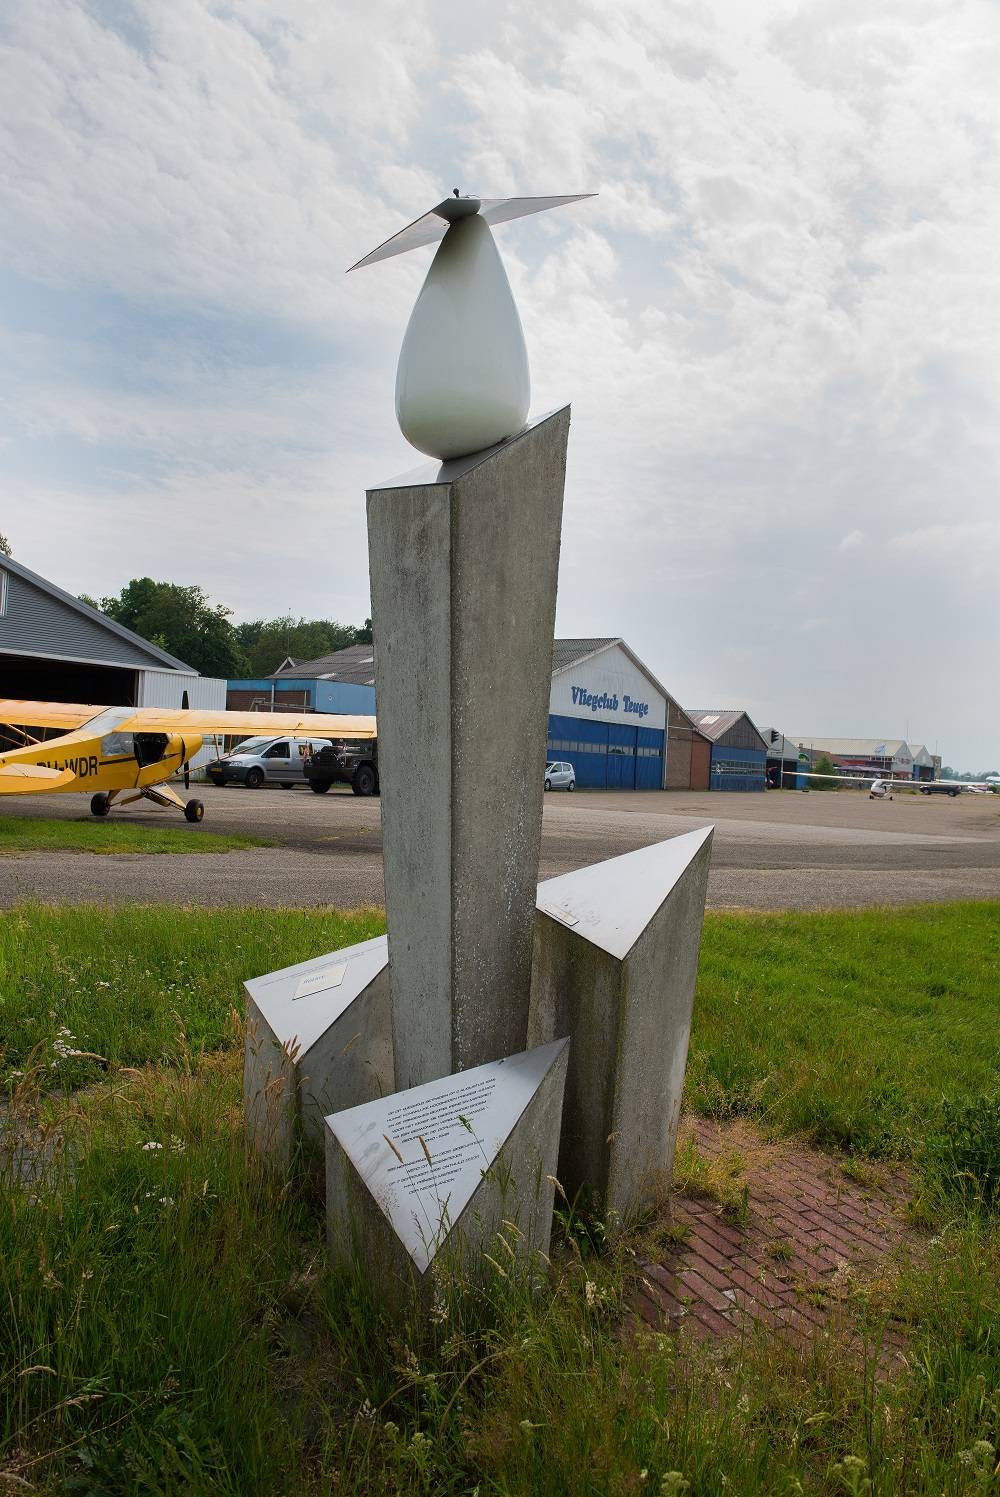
546,643 -> 668,790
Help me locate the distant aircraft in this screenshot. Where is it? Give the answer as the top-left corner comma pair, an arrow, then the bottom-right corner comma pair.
793,769 -> 994,798
0,699 -> 376,822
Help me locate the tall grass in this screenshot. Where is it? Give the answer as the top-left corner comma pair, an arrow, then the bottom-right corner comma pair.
2,902 -> 999,1490
0,904 -> 384,1084
4,901 -> 998,1167
4,1048 -> 998,1492
689,903 -> 1000,1158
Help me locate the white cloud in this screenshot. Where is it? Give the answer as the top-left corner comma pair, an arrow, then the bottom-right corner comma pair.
1,0 -> 999,764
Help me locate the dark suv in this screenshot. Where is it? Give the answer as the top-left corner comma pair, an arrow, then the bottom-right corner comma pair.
304,738 -> 380,797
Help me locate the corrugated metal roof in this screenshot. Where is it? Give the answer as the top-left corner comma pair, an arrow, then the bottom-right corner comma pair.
685,709 -> 768,750
550,638 -> 620,674
0,555 -> 194,672
788,737 -> 909,757
271,637 -> 680,708
273,644 -> 377,686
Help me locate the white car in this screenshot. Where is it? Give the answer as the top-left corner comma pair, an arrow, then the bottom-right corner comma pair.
544,761 -> 576,791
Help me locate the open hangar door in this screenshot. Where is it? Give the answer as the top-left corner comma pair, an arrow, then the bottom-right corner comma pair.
0,652 -> 137,706
0,654 -> 137,753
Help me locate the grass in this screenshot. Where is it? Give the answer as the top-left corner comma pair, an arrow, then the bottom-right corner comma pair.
4,901 -> 998,1165
689,903 -> 1000,1159
0,905 -> 384,1082
0,815 -> 271,856
1,900 -> 999,1492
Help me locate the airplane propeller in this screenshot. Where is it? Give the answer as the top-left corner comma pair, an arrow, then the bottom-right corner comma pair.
181,690 -> 190,790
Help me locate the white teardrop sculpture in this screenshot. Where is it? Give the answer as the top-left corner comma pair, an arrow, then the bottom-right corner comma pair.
395,215 -> 530,461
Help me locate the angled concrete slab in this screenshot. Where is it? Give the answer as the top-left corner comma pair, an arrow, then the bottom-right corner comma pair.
528,826 -> 714,1218
367,407 -> 570,1088
244,934 -> 393,1169
325,1038 -> 569,1306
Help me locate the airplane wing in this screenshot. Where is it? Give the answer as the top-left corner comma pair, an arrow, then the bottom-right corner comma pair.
0,700 -> 100,730
0,763 -> 75,793
113,708 -> 377,739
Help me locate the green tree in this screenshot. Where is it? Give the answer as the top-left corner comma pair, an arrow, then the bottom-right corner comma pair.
352,617 -> 373,645
100,578 -> 244,677
811,753 -> 839,790
232,616 -> 359,677
0,534 -> 11,556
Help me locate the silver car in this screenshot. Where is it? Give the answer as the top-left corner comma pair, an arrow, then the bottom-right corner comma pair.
206,735 -> 334,789
544,760 -> 576,791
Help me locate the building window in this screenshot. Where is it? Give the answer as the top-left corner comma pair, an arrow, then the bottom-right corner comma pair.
0,569 -> 7,616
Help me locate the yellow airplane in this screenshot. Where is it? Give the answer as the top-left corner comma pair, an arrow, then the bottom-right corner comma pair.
0,698 -> 377,822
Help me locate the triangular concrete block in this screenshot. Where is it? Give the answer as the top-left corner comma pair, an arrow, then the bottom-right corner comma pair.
244,934 -> 393,1168
325,1038 -> 569,1301
537,825 -> 713,960
528,827 -> 713,1217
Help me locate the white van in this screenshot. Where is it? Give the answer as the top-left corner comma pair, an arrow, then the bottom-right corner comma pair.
206,736 -> 333,789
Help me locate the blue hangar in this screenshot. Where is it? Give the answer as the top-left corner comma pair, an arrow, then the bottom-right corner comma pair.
683,709 -> 769,791
228,637 -> 685,791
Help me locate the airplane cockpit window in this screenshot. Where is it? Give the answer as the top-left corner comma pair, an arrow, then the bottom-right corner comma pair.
82,706 -> 135,735
100,731 -> 134,758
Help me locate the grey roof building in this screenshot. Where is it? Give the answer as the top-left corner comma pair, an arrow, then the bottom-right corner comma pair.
0,555 -> 225,753
683,709 -> 769,791
273,644 -> 377,687
231,636 -> 712,791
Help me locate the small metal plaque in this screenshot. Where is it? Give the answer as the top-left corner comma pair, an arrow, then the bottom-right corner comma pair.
293,964 -> 347,1001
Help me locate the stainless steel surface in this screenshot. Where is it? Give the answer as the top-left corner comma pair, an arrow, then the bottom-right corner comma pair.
347,194 -> 596,271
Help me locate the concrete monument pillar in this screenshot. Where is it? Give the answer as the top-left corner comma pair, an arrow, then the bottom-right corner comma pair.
528,826 -> 714,1217
367,409 -> 569,1089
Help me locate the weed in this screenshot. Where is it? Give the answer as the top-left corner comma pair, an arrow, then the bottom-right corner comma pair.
921,1089 -> 1000,1213
2,902 -> 1000,1492
672,1134 -> 751,1226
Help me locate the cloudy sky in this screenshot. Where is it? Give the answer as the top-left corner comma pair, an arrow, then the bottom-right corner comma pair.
2,0 -> 998,768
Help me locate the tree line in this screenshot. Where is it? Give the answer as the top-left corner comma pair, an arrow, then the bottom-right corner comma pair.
79,577 -> 371,679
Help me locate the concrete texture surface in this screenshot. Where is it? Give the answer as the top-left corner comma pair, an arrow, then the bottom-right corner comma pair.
243,935 -> 393,1169
325,1038 -> 568,1309
529,829 -> 713,1216
2,785 -> 1000,911
367,408 -> 569,1087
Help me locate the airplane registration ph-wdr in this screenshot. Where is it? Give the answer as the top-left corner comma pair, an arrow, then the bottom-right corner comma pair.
0,699 -> 376,823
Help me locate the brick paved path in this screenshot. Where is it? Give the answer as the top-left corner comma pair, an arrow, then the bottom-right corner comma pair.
637,1118 -> 919,1350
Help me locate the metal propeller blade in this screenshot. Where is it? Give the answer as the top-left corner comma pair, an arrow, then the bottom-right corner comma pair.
181,690 -> 190,790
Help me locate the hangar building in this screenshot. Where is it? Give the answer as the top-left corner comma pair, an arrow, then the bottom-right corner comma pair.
684,709 -> 769,791
0,554 -> 226,763
793,737 -> 941,783
229,637 -> 712,790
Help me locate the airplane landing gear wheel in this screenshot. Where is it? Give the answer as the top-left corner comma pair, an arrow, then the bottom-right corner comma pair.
91,793 -> 110,817
184,799 -> 205,823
